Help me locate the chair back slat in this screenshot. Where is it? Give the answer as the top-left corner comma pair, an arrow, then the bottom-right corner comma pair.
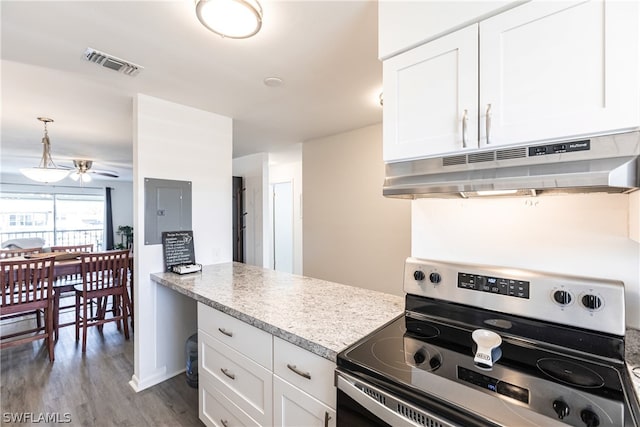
0,256 -> 55,309
0,247 -> 42,259
50,244 -> 94,253
80,250 -> 129,294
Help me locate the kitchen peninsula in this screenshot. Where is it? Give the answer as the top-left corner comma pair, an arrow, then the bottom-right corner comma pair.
151,262 -> 404,426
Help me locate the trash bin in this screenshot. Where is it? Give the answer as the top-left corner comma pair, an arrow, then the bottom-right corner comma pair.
186,333 -> 198,388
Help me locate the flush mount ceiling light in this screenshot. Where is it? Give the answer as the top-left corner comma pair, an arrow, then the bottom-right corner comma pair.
195,0 -> 263,39
20,117 -> 70,184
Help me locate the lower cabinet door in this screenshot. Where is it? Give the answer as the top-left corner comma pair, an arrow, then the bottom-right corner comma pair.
200,375 -> 260,427
273,376 -> 336,427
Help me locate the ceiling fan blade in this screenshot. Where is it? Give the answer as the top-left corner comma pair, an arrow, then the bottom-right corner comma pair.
91,170 -> 119,178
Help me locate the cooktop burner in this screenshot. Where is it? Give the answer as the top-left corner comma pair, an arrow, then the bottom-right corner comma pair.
537,358 -> 606,389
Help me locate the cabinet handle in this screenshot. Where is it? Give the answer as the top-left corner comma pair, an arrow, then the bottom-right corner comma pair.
485,103 -> 492,145
287,363 -> 311,380
220,368 -> 235,380
461,109 -> 469,148
218,327 -> 233,337
324,411 -> 331,427
220,420 -> 229,427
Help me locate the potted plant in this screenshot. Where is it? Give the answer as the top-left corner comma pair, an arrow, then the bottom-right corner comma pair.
115,225 -> 133,250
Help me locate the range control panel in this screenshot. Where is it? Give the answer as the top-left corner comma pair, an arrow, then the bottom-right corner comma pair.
458,273 -> 530,299
403,257 -> 626,336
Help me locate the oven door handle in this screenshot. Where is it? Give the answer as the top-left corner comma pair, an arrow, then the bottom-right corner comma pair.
336,371 -> 456,427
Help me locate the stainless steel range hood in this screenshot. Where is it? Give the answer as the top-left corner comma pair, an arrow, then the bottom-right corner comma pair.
383,131 -> 640,199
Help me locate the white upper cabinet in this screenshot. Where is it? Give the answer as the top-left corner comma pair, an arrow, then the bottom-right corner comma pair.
378,0 -> 523,60
382,0 -> 640,163
383,25 -> 479,162
480,0 -> 639,147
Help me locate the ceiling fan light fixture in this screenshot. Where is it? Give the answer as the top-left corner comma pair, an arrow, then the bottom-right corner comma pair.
70,171 -> 92,183
20,117 -> 70,184
195,0 -> 263,39
20,167 -> 70,183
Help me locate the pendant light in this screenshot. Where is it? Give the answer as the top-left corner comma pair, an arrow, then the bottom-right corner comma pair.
195,0 -> 263,39
20,117 -> 70,183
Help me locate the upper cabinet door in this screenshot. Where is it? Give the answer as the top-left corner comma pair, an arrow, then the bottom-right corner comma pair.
480,0 -> 640,147
383,24 -> 479,162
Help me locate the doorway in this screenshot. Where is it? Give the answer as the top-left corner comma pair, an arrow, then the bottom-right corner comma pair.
271,181 -> 293,273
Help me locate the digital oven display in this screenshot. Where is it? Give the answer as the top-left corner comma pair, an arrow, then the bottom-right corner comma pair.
458,272 -> 530,299
458,366 -> 529,404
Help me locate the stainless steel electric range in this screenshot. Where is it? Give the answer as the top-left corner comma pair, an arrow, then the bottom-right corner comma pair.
336,258 -> 640,426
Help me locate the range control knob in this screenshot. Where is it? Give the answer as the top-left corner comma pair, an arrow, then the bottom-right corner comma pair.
429,272 -> 442,284
552,400 -> 570,420
581,294 -> 602,310
580,409 -> 600,427
413,270 -> 426,281
413,350 -> 426,365
553,290 -> 572,306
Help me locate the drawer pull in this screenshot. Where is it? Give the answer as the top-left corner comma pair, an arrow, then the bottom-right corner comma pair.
218,327 -> 233,337
324,411 -> 331,427
287,363 -> 311,380
220,420 -> 229,427
220,368 -> 236,380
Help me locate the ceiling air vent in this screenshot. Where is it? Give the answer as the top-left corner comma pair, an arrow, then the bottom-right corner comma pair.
83,48 -> 143,76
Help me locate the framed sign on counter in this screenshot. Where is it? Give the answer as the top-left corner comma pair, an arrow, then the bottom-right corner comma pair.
162,230 -> 195,272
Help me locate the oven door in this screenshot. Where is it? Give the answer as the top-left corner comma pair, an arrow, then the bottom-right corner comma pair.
336,370 -> 495,427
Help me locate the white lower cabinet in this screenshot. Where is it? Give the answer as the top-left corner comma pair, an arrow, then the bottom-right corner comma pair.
273,376 -> 336,427
200,374 -> 260,427
197,303 -> 337,426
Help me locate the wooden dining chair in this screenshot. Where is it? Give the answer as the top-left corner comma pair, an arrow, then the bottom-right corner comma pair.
74,250 -> 130,352
50,244 -> 94,253
0,247 -> 42,259
51,243 -> 94,340
0,255 -> 56,362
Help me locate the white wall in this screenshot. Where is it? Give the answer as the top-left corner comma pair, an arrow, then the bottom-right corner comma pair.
109,180 -> 134,247
131,94 -> 232,391
303,124 -> 411,295
631,191 -> 639,243
412,193 -> 640,328
269,144 -> 303,275
232,153 -> 269,268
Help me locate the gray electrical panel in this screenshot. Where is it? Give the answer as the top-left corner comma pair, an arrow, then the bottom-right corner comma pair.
144,178 -> 192,245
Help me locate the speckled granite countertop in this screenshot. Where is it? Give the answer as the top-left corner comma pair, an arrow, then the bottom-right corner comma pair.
626,328 -> 640,403
151,262 -> 404,362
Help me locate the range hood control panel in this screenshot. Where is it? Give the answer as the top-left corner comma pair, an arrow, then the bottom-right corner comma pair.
529,139 -> 590,156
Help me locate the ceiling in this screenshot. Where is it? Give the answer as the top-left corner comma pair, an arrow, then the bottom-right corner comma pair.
0,0 -> 382,182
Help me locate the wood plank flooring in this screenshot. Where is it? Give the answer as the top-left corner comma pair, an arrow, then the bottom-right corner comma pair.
1,306 -> 203,426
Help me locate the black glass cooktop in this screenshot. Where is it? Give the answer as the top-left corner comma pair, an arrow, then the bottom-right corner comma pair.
338,315 -> 639,427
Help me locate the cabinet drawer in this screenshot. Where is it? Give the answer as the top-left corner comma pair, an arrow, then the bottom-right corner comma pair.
273,337 -> 336,408
198,302 -> 272,369
200,330 -> 273,425
200,374 -> 260,427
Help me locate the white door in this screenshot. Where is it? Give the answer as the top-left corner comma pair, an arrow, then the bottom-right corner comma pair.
480,0 -> 639,147
273,376 -> 336,427
272,182 -> 293,273
383,24 -> 479,162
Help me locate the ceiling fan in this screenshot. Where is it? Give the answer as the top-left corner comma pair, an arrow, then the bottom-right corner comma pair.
70,160 -> 119,183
